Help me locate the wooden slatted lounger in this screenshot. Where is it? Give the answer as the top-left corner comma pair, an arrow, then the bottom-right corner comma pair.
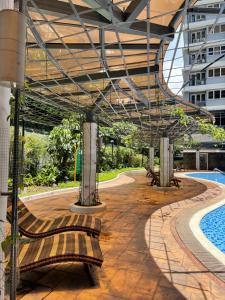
7,197 -> 101,238
5,232 -> 103,285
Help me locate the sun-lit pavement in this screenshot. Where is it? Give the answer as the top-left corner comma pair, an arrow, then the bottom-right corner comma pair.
15,171 -> 225,299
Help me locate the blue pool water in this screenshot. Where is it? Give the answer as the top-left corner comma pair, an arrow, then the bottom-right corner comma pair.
187,172 -> 225,185
200,205 -> 225,253
187,172 -> 225,253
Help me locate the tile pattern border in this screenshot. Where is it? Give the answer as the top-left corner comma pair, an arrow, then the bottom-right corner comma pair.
145,177 -> 225,299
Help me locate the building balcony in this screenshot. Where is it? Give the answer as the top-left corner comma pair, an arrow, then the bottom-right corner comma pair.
198,101 -> 206,107
190,79 -> 206,86
191,38 -> 205,44
190,58 -> 206,64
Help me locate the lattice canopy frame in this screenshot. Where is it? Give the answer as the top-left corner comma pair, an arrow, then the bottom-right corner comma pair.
19,0 -> 214,143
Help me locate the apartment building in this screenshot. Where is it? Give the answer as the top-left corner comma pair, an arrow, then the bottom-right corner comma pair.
183,0 -> 225,128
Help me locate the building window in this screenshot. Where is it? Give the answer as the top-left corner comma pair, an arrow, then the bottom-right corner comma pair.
215,90 -> 220,98
215,68 -> 220,77
222,90 -> 225,98
196,14 -> 205,21
214,25 -> 220,33
190,93 -> 206,103
208,69 -> 213,77
208,48 -> 213,55
215,117 -> 220,126
208,91 -> 214,99
207,67 -> 225,78
207,4 -> 221,8
208,23 -> 225,34
207,46 -> 225,56
221,116 -> 225,126
190,72 -> 206,85
208,90 -> 225,100
191,30 -> 206,43
215,47 -> 220,55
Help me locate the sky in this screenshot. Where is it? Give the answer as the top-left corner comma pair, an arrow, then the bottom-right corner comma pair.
163,30 -> 184,95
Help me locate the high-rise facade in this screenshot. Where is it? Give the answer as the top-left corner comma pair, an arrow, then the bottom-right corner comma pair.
183,0 -> 225,129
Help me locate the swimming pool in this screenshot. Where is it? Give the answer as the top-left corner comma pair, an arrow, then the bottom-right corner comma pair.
187,172 -> 225,255
187,172 -> 225,185
200,205 -> 225,253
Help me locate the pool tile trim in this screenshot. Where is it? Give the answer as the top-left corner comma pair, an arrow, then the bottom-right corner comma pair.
175,177 -> 225,285
146,175 -> 225,300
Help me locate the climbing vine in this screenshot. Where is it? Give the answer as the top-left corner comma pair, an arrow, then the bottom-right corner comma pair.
171,107 -> 225,142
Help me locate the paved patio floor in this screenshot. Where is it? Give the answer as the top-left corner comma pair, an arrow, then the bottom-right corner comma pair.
13,171 -> 225,299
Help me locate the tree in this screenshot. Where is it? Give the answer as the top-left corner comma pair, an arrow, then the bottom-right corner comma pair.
100,121 -> 138,147
99,121 -> 138,168
24,133 -> 49,176
48,116 -> 80,181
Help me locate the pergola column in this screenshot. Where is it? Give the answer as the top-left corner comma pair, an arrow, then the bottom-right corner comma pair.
169,143 -> 174,178
80,112 -> 97,206
0,87 -> 11,299
160,137 -> 170,187
148,147 -> 154,170
196,150 -> 200,170
0,1 -> 14,299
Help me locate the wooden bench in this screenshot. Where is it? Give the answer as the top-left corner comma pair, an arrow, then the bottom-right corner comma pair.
146,168 -> 181,188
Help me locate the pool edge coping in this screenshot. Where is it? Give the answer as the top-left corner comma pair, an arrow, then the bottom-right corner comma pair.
175,175 -> 225,285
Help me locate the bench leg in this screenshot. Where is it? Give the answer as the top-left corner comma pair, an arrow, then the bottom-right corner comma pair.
87,232 -> 98,239
83,263 -> 97,287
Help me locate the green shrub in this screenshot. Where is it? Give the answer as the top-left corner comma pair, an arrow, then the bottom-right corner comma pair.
8,178 -> 13,188
24,133 -> 49,176
98,145 -> 146,171
24,174 -> 34,187
154,156 -> 160,166
33,163 -> 60,186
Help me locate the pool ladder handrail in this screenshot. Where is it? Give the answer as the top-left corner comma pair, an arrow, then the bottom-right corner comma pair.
213,168 -> 225,175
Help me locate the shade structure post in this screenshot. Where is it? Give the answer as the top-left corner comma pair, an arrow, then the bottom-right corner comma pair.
0,86 -> 11,300
0,2 -> 17,300
148,147 -> 154,171
80,113 -> 97,206
0,2 -> 26,299
10,89 -> 21,300
169,143 -> 174,178
196,150 -> 200,170
160,137 -> 170,187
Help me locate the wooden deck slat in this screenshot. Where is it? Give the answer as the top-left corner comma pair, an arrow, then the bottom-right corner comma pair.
7,197 -> 101,237
5,233 -> 103,274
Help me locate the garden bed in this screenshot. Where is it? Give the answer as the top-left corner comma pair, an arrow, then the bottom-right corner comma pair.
19,167 -> 144,197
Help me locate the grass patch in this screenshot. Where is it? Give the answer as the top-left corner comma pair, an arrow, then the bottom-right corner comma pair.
20,167 -> 144,197
98,167 -> 143,181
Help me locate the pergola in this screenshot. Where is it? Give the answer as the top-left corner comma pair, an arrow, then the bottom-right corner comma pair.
13,0 -> 219,213
20,0 -> 213,144
0,2 -> 218,298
